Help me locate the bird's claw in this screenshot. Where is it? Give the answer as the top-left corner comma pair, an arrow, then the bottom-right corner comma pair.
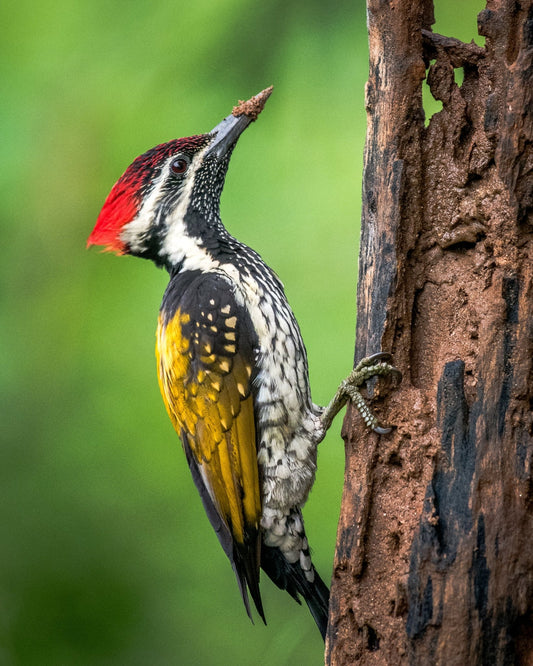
320,352 -> 401,435
373,424 -> 393,435
355,351 -> 393,366
345,352 -> 401,434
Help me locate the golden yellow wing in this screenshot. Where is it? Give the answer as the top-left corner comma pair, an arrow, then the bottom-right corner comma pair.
155,271 -> 263,618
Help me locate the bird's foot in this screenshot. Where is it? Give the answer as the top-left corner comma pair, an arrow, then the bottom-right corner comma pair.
321,352 -> 401,435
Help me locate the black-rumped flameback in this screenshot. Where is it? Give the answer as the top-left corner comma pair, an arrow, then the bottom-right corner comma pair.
88,87 -> 400,639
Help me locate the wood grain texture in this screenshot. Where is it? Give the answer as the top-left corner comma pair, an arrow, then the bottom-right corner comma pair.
326,1 -> 533,664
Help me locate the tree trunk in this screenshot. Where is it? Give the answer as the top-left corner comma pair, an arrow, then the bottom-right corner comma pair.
325,1 -> 533,664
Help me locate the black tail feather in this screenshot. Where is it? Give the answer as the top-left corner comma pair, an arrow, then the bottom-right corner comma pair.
234,538 -> 266,624
261,544 -> 330,640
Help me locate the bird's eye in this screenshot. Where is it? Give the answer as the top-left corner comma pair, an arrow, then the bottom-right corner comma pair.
170,157 -> 189,174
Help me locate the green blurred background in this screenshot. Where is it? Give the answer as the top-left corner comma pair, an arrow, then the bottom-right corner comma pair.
1,1 -> 482,664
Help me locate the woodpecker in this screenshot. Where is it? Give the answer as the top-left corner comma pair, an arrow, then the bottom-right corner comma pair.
88,87 -> 400,639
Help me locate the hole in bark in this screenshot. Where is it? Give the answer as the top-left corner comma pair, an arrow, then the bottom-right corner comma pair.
364,624 -> 380,651
465,170 -> 483,185
388,531 -> 401,552
445,239 -> 479,252
422,60 -> 443,127
423,64 -> 465,127
387,450 -> 402,466
425,0 -> 485,128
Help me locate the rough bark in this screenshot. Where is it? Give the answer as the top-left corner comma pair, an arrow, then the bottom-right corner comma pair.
326,1 -> 533,664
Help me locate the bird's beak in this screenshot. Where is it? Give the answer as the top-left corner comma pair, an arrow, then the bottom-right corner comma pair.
205,86 -> 273,160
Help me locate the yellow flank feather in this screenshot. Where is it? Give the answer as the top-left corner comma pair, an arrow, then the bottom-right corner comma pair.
156,309 -> 261,544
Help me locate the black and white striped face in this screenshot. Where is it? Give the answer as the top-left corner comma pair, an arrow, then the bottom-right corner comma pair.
88,110 -> 257,270
117,135 -> 218,266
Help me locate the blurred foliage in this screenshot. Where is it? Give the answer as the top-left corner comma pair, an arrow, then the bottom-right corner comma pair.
1,1 -> 483,664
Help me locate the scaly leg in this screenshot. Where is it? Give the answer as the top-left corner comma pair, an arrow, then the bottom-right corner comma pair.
320,353 -> 401,435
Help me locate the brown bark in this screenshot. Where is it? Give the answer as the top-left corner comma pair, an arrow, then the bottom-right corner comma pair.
325,1 -> 533,664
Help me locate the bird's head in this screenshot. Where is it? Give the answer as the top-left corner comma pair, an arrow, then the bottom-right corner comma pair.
88,87 -> 272,269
